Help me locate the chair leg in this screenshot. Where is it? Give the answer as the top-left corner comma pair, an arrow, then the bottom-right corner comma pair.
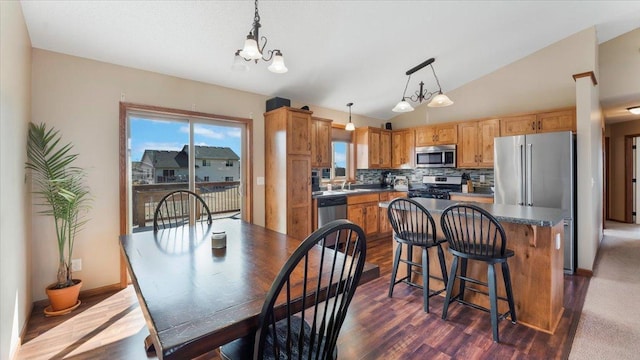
458,258 -> 468,302
502,262 -> 517,323
488,263 -> 499,343
422,247 -> 429,313
388,242 -> 402,297
442,256 -> 459,320
436,244 -> 448,287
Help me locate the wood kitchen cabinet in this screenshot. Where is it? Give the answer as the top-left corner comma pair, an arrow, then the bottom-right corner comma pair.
265,107 -> 313,240
415,123 -> 458,146
501,108 -> 575,136
347,193 -> 380,237
355,127 -> 392,169
392,129 -> 415,168
311,117 -> 332,168
457,118 -> 500,168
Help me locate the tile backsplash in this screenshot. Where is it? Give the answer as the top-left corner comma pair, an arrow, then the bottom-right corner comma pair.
356,168 -> 494,187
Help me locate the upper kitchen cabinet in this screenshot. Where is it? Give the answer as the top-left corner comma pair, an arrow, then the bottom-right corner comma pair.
501,108 -> 575,136
415,123 -> 458,146
311,117 -> 332,168
355,127 -> 392,169
392,129 -> 415,168
264,107 -> 313,240
536,109 -> 576,134
457,119 -> 500,168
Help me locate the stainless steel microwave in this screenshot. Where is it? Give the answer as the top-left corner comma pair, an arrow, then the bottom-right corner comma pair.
415,145 -> 456,168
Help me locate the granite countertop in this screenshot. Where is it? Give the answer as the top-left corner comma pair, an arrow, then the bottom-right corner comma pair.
379,197 -> 564,227
312,186 -> 405,199
449,192 -> 494,198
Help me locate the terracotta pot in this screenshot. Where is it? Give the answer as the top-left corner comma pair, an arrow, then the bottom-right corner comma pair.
46,279 -> 82,311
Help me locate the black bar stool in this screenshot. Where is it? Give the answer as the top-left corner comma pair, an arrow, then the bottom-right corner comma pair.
387,198 -> 448,313
440,203 -> 517,343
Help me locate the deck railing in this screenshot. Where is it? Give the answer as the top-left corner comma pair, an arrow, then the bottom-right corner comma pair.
132,181 -> 241,229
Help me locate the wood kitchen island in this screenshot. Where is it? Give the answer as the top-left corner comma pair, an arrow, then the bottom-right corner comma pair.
379,198 -> 565,334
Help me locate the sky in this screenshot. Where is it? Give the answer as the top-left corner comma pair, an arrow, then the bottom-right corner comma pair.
130,117 -> 242,162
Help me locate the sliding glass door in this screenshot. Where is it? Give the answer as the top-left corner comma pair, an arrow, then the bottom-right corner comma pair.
127,112 -> 244,232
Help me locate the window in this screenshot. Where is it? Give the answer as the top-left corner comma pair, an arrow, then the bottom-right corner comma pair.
226,160 -> 234,167
321,141 -> 349,181
202,160 -> 211,166
204,176 -> 209,181
163,170 -> 175,177
225,176 -> 234,181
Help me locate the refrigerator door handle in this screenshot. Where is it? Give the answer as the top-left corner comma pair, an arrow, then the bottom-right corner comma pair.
519,144 -> 525,206
527,143 -> 533,206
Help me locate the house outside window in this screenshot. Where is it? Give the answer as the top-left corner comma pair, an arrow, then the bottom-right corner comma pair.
202,160 -> 211,166
163,169 -> 175,177
225,176 -> 234,181
204,176 -> 209,181
226,160 -> 233,167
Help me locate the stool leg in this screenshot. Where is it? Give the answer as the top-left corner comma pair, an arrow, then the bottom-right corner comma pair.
442,256 -> 459,320
502,262 -> 517,323
422,247 -> 429,313
458,258 -> 468,302
488,263 -> 499,343
388,242 -> 402,297
406,245 -> 413,283
436,244 -> 448,287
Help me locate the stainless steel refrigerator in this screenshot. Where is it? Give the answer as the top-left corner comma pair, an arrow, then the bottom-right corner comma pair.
494,131 -> 576,273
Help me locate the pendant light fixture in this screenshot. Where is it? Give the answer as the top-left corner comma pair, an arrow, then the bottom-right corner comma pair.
345,102 -> 355,131
233,0 -> 287,73
392,58 -> 453,112
628,106 -> 640,115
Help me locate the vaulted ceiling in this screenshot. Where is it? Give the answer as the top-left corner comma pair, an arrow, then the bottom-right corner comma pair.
20,1 -> 640,121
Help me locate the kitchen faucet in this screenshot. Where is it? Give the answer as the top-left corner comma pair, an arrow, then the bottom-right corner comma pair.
341,180 -> 350,190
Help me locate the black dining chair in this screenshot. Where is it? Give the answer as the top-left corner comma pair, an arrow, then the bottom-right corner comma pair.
387,198 -> 448,313
440,203 -> 517,343
219,219 -> 367,360
152,190 -> 212,231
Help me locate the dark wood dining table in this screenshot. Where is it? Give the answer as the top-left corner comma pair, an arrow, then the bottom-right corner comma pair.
119,218 -> 380,360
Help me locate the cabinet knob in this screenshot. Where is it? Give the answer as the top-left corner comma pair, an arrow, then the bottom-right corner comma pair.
531,122 -> 535,130
538,120 -> 541,130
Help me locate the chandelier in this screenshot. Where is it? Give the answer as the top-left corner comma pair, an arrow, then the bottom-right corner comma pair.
232,0 -> 287,73
392,58 -> 453,112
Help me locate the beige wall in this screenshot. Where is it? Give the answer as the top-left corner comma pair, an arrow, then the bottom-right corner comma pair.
601,28 -> 640,220
0,2 -> 33,359
599,28 -> 640,102
607,120 -> 640,221
391,28 -> 597,127
30,49 -> 379,301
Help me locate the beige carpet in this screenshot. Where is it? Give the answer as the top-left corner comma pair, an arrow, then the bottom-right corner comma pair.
569,221 -> 640,359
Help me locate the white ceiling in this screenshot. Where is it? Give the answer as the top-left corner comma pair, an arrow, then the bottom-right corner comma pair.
20,1 -> 640,121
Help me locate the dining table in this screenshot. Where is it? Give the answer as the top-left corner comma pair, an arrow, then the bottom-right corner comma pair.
119,218 -> 380,360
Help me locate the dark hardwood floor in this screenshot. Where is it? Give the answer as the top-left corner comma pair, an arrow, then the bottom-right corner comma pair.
16,235 -> 589,359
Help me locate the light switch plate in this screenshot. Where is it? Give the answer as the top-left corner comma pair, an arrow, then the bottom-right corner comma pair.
257,176 -> 265,185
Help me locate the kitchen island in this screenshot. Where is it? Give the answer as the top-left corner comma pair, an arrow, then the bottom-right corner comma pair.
379,198 -> 565,334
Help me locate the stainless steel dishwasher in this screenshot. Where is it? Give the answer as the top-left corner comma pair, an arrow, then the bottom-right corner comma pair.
317,195 -> 347,248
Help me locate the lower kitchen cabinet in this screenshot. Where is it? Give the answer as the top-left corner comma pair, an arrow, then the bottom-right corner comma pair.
347,193 -> 380,237
379,191 -> 408,235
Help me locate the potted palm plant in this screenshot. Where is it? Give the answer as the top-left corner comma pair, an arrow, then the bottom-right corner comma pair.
26,122 -> 91,314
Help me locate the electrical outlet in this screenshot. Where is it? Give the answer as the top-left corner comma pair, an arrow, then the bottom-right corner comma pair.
359,175 -> 364,182
480,175 -> 486,182
71,258 -> 82,272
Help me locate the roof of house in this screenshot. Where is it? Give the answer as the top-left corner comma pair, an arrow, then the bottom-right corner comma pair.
181,145 -> 240,161
141,146 -> 239,168
141,150 -> 188,169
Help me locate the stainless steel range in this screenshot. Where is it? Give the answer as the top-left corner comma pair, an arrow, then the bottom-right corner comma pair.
408,175 -> 463,200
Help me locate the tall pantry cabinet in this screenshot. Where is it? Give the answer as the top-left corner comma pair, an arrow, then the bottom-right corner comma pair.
264,107 -> 313,240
